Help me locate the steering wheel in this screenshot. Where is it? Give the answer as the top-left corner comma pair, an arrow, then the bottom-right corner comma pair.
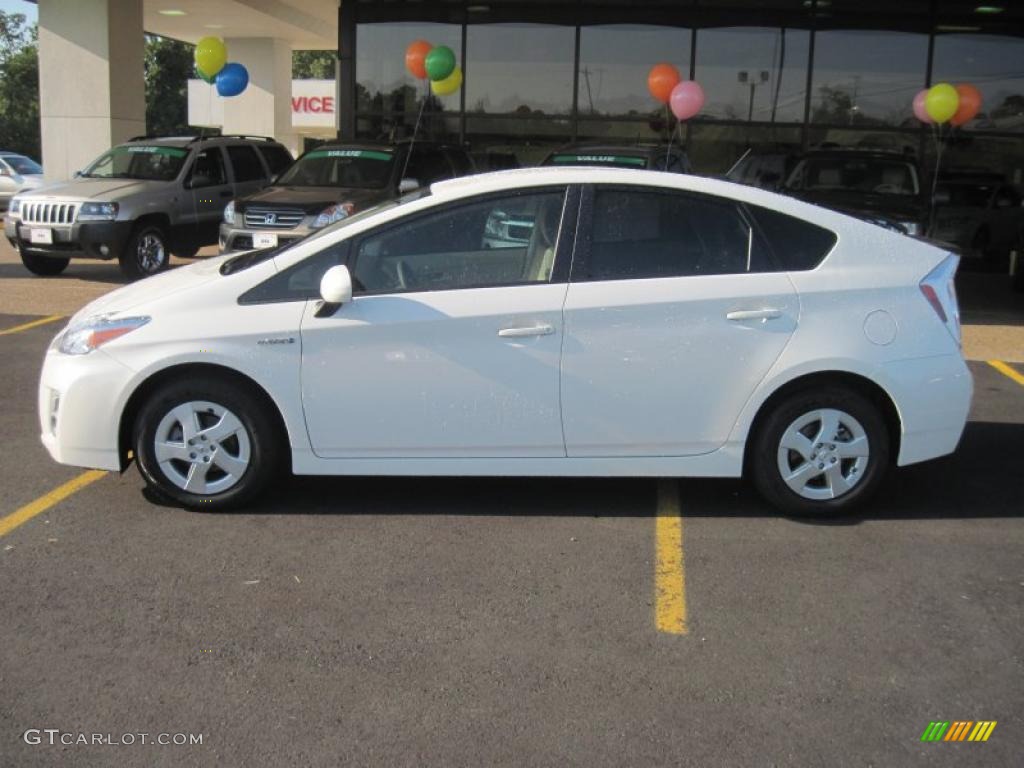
395,259 -> 410,290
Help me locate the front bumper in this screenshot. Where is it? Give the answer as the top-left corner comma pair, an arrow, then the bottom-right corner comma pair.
219,222 -> 310,253
5,217 -> 133,260
39,343 -> 137,471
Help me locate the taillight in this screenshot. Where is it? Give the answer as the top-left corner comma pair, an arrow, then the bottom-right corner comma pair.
919,253 -> 961,345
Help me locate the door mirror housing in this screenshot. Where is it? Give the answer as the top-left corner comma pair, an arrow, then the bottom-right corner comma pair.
399,177 -> 421,194
319,264 -> 353,308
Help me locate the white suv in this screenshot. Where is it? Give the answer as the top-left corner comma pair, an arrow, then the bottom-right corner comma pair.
37,167 -> 971,514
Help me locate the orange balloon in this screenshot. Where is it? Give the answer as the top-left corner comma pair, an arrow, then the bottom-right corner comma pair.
648,63 -> 681,104
405,40 -> 433,80
950,83 -> 983,126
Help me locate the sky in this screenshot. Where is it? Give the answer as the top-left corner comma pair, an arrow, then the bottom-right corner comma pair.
0,0 -> 36,21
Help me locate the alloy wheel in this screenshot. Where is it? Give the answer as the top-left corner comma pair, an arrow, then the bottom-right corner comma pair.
153,400 -> 251,495
776,408 -> 870,501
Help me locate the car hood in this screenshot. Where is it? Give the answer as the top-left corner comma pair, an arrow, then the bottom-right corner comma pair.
786,189 -> 927,223
20,178 -> 165,202
69,255 -> 233,325
237,185 -> 390,214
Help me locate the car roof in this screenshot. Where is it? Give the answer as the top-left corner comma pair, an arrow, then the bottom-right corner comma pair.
550,143 -> 682,157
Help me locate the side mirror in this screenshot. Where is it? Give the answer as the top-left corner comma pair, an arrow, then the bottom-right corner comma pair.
72,170 -> 82,178
399,178 -> 421,194
316,264 -> 353,317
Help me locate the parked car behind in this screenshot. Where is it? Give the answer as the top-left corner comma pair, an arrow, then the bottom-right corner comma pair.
220,141 -> 474,253
39,167 -> 970,516
541,143 -> 692,174
931,179 -> 1023,266
5,135 -> 292,279
783,149 -> 930,237
0,152 -> 47,210
725,148 -> 800,190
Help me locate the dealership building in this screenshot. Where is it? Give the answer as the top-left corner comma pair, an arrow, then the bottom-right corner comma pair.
31,1 -> 1024,180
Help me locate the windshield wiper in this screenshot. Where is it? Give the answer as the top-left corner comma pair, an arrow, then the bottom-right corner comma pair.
220,247 -> 282,276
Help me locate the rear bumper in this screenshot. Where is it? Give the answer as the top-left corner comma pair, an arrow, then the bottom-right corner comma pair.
5,217 -> 133,260
885,353 -> 973,466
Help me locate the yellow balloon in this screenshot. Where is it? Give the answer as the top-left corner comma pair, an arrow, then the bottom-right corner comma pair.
430,66 -> 463,97
195,37 -> 228,80
925,83 -> 959,124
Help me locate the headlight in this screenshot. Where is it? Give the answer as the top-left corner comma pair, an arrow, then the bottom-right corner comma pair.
312,202 -> 355,229
57,315 -> 150,355
8,196 -> 21,216
77,202 -> 119,221
223,200 -> 235,225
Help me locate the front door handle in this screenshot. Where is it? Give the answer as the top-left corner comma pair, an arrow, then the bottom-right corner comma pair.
498,324 -> 555,338
726,308 -> 783,322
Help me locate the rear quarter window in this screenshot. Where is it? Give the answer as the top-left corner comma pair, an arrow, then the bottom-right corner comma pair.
747,206 -> 837,271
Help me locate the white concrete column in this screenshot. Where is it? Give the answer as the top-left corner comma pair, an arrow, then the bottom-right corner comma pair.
37,0 -> 146,181
221,38 -> 299,156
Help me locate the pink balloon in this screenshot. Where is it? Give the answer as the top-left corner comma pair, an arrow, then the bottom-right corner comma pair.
912,89 -> 934,124
669,80 -> 705,121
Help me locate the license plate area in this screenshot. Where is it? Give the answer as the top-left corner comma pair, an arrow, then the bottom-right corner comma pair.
253,233 -> 278,249
30,228 -> 53,245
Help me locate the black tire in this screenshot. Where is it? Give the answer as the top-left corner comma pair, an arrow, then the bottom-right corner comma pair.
174,245 -> 199,259
119,222 -> 170,280
1013,260 -> 1024,292
20,246 -> 69,276
749,386 -> 891,516
134,376 -> 282,510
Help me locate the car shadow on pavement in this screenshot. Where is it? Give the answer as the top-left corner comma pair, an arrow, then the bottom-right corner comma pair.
141,421 -> 1024,525
0,262 -> 128,284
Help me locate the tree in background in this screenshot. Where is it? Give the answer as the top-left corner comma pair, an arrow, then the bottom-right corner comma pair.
145,35 -> 197,136
293,50 -> 335,79
0,11 -> 40,158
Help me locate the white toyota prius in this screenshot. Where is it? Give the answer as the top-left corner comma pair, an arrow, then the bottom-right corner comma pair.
38,167 -> 972,515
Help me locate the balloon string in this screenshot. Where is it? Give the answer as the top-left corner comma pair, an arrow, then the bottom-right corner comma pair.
929,122 -> 944,236
400,81 -> 429,184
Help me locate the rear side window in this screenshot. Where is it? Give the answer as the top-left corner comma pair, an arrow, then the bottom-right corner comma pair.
259,144 -> 294,176
747,206 -> 837,271
227,145 -> 266,182
576,187 -> 771,282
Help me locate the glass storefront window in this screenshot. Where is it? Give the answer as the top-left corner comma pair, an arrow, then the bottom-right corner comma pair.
466,24 -> 575,115
465,116 -> 573,168
696,27 -> 810,123
932,34 -> 1024,133
811,30 -> 928,127
356,22 -> 461,114
577,25 -> 691,118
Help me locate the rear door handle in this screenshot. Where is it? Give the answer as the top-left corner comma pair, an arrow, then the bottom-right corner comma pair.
498,324 -> 555,338
726,308 -> 783,321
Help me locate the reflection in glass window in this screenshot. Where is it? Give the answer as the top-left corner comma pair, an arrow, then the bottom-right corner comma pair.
811,30 -> 928,126
696,27 -> 809,123
578,25 -> 691,117
932,34 -> 1024,133
466,24 -> 575,115
356,22 -> 461,114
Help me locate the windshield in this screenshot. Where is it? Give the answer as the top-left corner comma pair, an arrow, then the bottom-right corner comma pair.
546,153 -> 647,169
275,148 -> 397,189
81,145 -> 189,181
789,156 -> 920,197
938,183 -> 995,207
2,154 -> 43,175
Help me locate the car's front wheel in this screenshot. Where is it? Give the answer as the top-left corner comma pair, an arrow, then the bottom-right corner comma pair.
133,377 -> 282,509
119,223 -> 170,279
750,387 -> 891,516
20,246 -> 69,276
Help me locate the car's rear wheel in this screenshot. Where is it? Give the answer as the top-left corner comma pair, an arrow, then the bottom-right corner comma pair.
750,387 -> 891,516
119,223 -> 169,279
134,377 -> 281,510
20,246 -> 69,276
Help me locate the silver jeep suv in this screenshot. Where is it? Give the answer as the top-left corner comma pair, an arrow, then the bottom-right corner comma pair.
4,135 -> 292,279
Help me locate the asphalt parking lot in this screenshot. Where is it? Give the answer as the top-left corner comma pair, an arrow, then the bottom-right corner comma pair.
1,237 -> 1023,767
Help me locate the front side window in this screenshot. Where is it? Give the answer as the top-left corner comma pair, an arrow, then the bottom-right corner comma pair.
227,145 -> 266,182
576,187 -> 767,282
402,149 -> 455,187
187,148 -> 228,188
352,188 -> 568,294
82,145 -> 188,182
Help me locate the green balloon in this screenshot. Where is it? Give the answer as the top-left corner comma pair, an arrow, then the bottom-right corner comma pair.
197,67 -> 215,85
425,45 -> 456,82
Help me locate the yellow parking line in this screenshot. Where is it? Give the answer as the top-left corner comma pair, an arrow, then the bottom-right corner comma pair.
0,470 -> 106,538
655,479 -> 688,635
988,360 -> 1024,388
0,314 -> 64,336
